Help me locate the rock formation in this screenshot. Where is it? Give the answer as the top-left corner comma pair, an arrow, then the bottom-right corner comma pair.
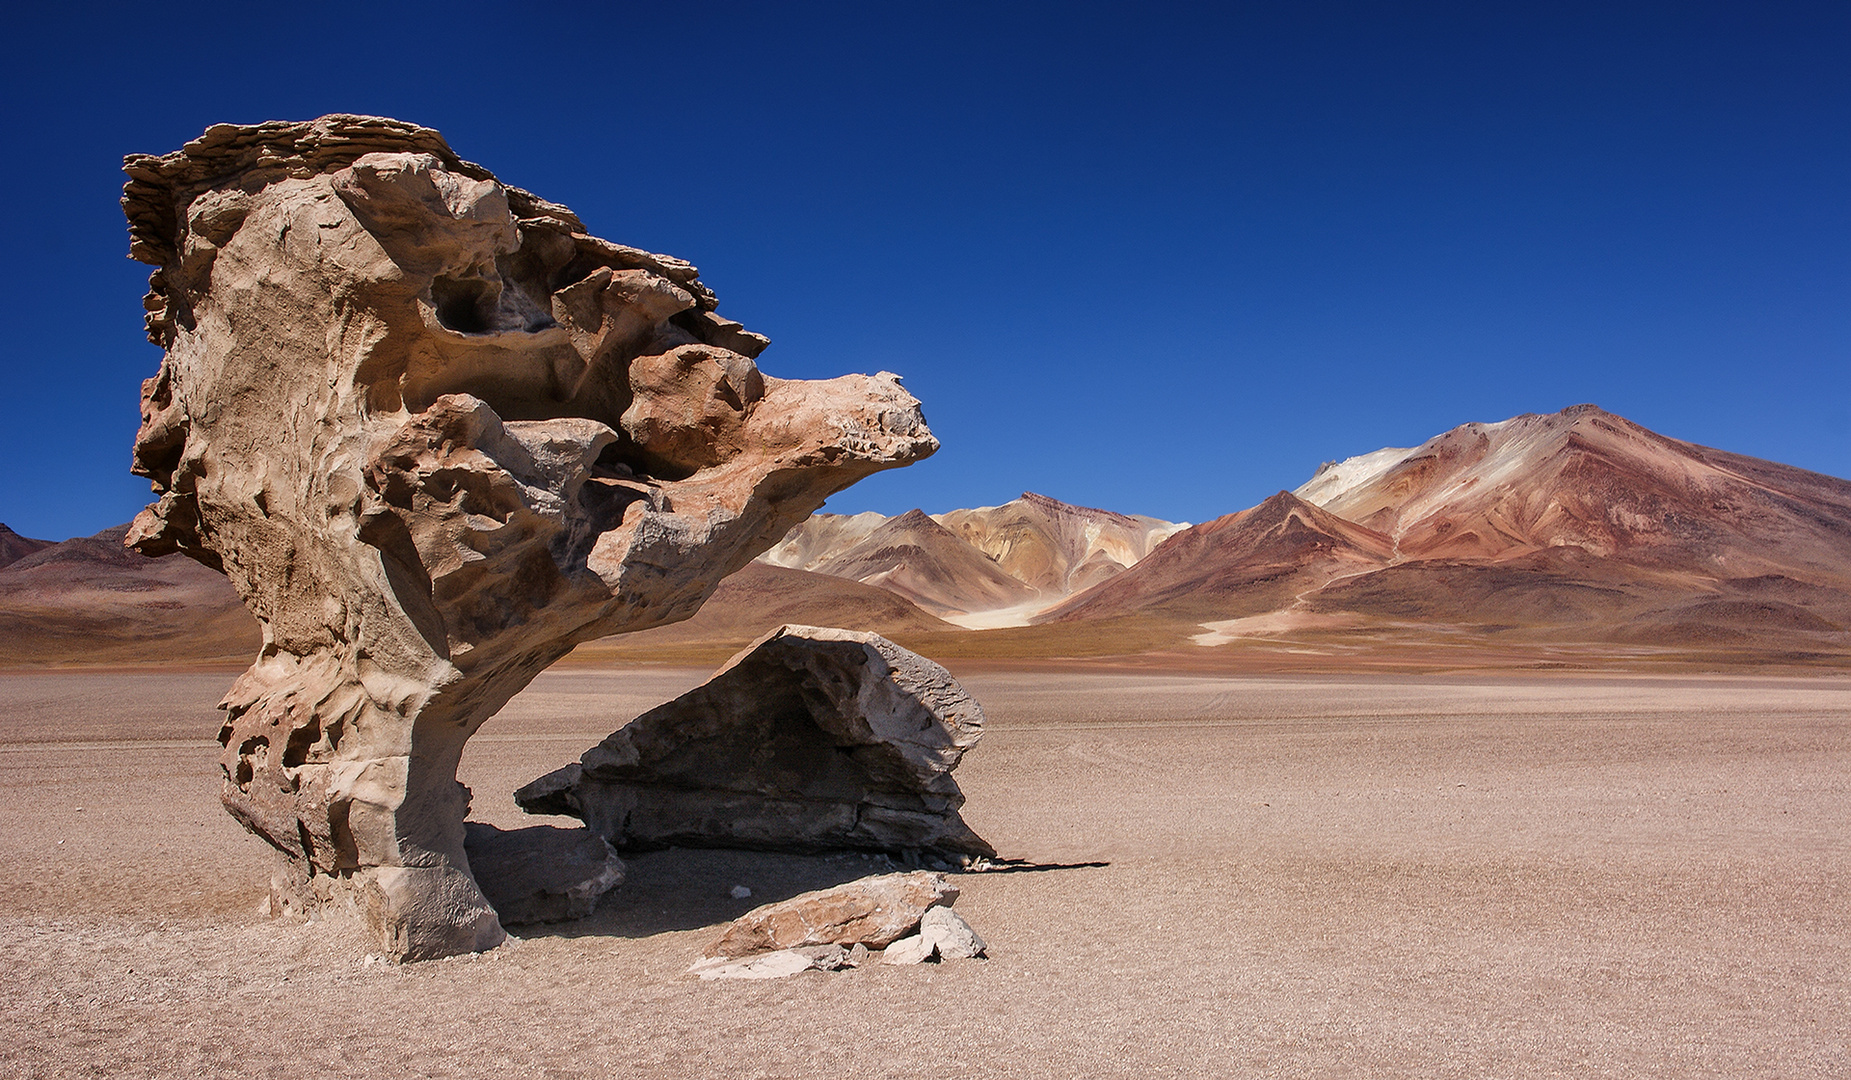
516,626 -> 993,860
704,870 -> 959,957
120,115 -> 935,959
687,870 -> 982,978
462,823 -> 625,926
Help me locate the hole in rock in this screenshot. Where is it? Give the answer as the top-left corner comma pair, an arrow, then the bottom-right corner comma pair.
430,275 -> 495,334
282,718 -> 321,768
235,735 -> 268,790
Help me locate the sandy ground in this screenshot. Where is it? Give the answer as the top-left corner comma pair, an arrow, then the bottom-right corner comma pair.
2,666 -> 1848,1079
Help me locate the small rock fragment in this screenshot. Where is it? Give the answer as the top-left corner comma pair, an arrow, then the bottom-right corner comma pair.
688,945 -> 847,981
919,905 -> 986,959
730,885 -> 752,899
881,933 -> 934,965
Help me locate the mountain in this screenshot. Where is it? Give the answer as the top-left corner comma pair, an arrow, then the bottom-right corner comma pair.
760,493 -> 1186,626
936,492 -> 1186,597
0,524 -> 53,569
1294,404 -> 1851,578
810,509 -> 1040,618
1043,491 -> 1394,622
757,511 -> 888,572
1056,405 -> 1851,655
0,526 -> 255,665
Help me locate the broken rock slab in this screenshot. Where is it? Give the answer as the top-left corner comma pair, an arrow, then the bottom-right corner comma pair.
462,823 -> 624,926
688,944 -> 856,981
705,870 -> 958,958
516,625 -> 994,861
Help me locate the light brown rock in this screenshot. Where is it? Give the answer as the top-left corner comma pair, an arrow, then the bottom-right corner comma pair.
516,625 -> 993,860
119,115 -> 935,960
879,932 -> 934,966
704,871 -> 957,958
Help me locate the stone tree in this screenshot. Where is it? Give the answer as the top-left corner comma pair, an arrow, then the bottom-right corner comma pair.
120,115 -> 936,960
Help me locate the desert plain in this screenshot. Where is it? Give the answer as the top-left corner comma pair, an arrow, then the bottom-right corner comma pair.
3,661 -> 1847,1079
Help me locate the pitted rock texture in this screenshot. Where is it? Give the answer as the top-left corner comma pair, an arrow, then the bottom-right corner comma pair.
121,115 -> 935,960
515,625 -> 993,860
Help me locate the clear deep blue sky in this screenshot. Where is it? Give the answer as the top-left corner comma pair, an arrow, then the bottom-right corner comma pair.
2,1 -> 1845,540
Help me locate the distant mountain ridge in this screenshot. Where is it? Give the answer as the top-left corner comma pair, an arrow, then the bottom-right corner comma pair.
1054,405 -> 1851,655
0,525 -> 254,665
6,407 -> 1849,666
0,524 -> 53,570
759,493 -> 1187,626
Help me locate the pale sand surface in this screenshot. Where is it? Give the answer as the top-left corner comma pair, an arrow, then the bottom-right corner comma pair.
2,667 -> 1848,1078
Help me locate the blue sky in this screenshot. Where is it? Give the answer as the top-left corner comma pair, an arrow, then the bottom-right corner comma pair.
2,1 -> 1845,539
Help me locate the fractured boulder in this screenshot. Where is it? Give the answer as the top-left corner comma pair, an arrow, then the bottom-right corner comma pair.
462,823 -> 624,926
120,116 -> 935,960
515,625 -> 994,860
703,870 -> 959,958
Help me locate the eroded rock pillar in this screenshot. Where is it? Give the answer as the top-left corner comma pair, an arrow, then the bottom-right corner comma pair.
122,115 -> 935,959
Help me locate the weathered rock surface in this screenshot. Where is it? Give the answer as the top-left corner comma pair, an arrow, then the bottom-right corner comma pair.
462,823 -> 624,926
687,944 -> 856,981
516,626 -> 993,859
120,115 -> 935,960
917,904 -> 987,959
703,871 -> 958,958
879,931 -> 936,966
880,906 -> 987,965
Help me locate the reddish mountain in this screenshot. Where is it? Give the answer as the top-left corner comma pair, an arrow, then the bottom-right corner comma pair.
0,526 -> 255,665
1070,405 -> 1851,651
0,524 -> 53,570
1044,492 -> 1393,622
1295,404 -> 1851,580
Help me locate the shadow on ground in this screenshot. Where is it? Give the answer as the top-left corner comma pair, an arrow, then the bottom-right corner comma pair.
509,847 -> 1111,942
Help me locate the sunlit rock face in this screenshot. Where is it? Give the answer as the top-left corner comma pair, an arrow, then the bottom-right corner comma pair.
121,115 -> 935,960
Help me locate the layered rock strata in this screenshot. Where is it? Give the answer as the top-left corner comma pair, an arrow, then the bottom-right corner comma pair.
120,115 -> 935,960
516,626 -> 993,860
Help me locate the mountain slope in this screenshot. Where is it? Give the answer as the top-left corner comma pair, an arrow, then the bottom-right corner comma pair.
936,492 -> 1186,597
0,526 -> 255,665
0,524 -> 53,570
760,493 -> 1185,624
1295,404 -> 1851,581
1119,404 -> 1851,651
576,562 -> 956,659
1044,492 -> 1394,622
811,509 -> 1039,617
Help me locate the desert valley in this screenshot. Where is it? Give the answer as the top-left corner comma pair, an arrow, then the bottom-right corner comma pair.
2,100 -> 1847,1080
5,400 -> 1850,1076
9,402 -> 1849,672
